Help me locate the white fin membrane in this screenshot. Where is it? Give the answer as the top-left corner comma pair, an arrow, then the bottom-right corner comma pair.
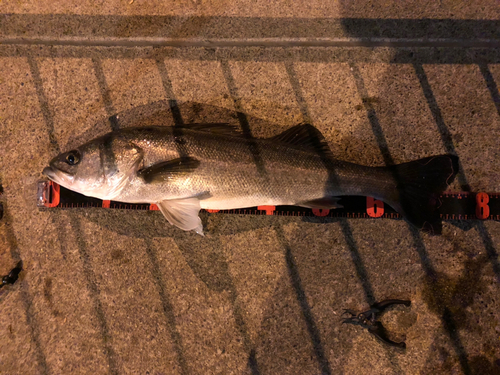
157,198 -> 204,235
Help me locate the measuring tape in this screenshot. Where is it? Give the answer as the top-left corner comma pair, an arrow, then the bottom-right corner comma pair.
37,181 -> 499,221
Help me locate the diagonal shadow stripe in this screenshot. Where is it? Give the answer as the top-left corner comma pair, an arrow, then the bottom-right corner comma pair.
28,55 -> 120,375
92,58 -> 120,131
284,61 -> 408,372
155,58 -> 184,127
479,64 -> 500,119
408,228 -> 471,374
220,60 -> 269,178
94,61 -> 190,375
218,59 -> 327,374
348,63 -> 395,166
155,58 -> 262,375
173,236 -> 262,375
284,62 -> 313,124
67,214 -> 120,375
143,238 -> 190,375
0,198 -> 49,375
286,62 -> 377,305
475,224 -> 500,284
414,63 -> 500,284
275,226 -> 332,375
468,66 -> 500,284
412,64 -> 470,191
220,60 -> 332,374
27,56 -> 60,154
349,62 -> 471,374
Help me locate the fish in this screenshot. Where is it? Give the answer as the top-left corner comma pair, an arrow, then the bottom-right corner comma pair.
43,124 -> 459,235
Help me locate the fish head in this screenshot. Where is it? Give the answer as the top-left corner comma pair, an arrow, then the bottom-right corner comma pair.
43,134 -> 143,200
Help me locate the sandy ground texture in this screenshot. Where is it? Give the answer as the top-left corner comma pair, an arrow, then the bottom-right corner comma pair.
1,2 -> 500,375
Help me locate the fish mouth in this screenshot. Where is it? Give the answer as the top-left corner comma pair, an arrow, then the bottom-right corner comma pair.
43,166 -> 74,185
43,166 -> 57,180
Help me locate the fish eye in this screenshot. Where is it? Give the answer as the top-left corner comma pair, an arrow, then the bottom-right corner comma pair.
65,150 -> 80,165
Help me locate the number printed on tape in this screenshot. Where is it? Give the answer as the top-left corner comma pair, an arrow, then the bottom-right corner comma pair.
475,192 -> 490,219
366,196 -> 384,218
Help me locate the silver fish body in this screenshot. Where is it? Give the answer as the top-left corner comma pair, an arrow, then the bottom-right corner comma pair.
43,124 -> 459,235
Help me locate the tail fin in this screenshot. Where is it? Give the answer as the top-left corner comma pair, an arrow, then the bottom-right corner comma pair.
388,155 -> 459,234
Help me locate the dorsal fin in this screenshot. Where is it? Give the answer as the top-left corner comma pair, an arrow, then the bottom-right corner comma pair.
180,123 -> 241,136
272,124 -> 333,157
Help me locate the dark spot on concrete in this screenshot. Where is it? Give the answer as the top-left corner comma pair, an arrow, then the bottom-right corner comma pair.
175,237 -> 234,293
192,102 -> 203,115
453,132 -> 464,144
8,324 -> 14,340
421,346 -> 457,374
442,230 -> 479,258
470,355 -> 500,375
396,309 -> 418,329
42,277 -> 62,316
361,96 -> 380,105
438,347 -> 455,372
111,249 -> 123,260
206,212 -> 224,233
130,335 -> 139,346
43,277 -> 52,303
421,255 -> 489,331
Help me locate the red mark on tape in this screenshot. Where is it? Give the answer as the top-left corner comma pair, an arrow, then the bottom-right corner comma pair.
258,205 -> 276,215
149,204 -> 160,211
366,196 -> 384,218
312,209 -> 330,217
102,200 -> 111,208
44,181 -> 61,208
206,209 -> 220,213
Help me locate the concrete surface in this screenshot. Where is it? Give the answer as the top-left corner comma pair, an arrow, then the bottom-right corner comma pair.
1,2 -> 500,375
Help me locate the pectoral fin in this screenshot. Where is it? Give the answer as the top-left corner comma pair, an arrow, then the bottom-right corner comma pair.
138,157 -> 200,184
157,198 -> 204,235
